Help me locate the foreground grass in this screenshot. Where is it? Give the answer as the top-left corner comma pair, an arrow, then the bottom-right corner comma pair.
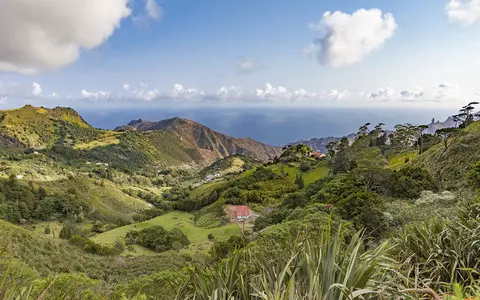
92,211 -> 240,256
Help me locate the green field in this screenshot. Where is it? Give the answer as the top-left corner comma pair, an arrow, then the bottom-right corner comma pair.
271,163 -> 329,185
190,180 -> 226,198
303,166 -> 330,185
92,211 -> 240,255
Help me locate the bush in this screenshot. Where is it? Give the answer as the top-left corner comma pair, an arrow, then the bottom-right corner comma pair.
391,167 -> 437,199
59,221 -> 80,240
70,234 -> 119,255
299,161 -> 311,173
125,225 -> 190,252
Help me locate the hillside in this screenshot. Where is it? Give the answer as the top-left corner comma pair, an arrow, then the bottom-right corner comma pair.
116,117 -> 282,163
412,120 -> 480,189
0,106 -> 281,174
0,105 -> 99,149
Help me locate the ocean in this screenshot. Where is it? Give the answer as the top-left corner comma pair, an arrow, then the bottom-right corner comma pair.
77,106 -> 454,146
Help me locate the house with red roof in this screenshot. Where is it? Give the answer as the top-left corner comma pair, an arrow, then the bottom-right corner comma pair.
235,206 -> 250,221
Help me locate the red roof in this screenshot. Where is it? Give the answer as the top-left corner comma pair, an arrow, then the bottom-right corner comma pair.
311,152 -> 322,157
235,206 -> 249,217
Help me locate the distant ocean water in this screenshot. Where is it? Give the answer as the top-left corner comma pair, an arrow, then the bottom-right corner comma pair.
77,107 -> 454,146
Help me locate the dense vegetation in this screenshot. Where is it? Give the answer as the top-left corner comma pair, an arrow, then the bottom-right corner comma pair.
3,103 -> 480,299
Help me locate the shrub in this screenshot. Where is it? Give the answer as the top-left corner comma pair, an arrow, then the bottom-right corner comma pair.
44,226 -> 51,235
59,221 -> 80,240
126,225 -> 190,252
299,161 -> 311,173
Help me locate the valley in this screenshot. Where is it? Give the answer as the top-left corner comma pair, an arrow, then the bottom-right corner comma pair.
1,103 -> 480,299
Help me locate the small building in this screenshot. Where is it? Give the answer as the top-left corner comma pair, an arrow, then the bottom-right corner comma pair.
311,151 -> 326,159
235,206 -> 250,221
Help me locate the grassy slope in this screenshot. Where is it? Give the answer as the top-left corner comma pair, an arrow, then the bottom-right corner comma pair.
0,219 -> 191,286
39,177 -> 151,223
190,180 -> 227,199
412,121 -> 480,189
388,150 -> 418,170
0,106 -> 99,149
0,219 -> 113,276
92,211 -> 240,255
271,162 -> 330,185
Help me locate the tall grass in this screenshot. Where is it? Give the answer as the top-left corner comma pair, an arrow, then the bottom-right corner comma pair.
393,198 -> 480,294
180,219 -> 395,299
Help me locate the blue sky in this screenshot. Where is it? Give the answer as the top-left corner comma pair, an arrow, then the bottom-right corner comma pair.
0,0 -> 479,108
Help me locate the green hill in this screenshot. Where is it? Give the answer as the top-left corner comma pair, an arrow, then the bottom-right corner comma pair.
412,120 -> 480,189
0,105 -> 99,149
0,106 -> 281,175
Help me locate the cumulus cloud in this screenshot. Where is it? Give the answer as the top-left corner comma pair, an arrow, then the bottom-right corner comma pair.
255,83 -> 327,102
133,0 -> 164,27
307,9 -> 397,67
81,89 -> 110,100
217,86 -> 244,99
237,58 -> 260,73
128,83 -> 204,101
0,0 -> 131,74
436,83 -> 460,100
327,89 -> 349,100
146,0 -> 164,20
122,84 -> 131,91
368,87 -> 396,101
32,83 -> 42,96
399,88 -> 424,101
169,84 -> 204,99
446,0 -> 480,25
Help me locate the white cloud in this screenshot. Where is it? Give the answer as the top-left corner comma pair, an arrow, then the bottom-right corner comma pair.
327,89 -> 349,100
217,86 -> 243,98
368,87 -> 396,100
32,83 -> 42,96
436,83 -> 460,100
308,9 -> 397,67
0,0 -> 131,74
123,84 -> 131,91
237,58 -> 259,73
446,0 -> 480,25
255,83 -> 327,102
399,88 -> 424,101
169,84 -> 204,99
81,89 -> 110,100
256,83 -> 290,100
146,0 -> 164,21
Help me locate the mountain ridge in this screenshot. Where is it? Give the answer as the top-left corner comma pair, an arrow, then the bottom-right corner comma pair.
0,106 -> 281,171
116,117 -> 282,162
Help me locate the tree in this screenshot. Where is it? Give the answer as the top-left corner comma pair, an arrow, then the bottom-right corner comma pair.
392,123 -> 418,149
416,125 -> 429,153
326,141 -> 339,158
435,127 -> 460,154
356,123 -> 371,140
295,174 -> 305,189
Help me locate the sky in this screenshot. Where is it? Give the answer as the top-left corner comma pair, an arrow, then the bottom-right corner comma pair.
0,0 -> 479,109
